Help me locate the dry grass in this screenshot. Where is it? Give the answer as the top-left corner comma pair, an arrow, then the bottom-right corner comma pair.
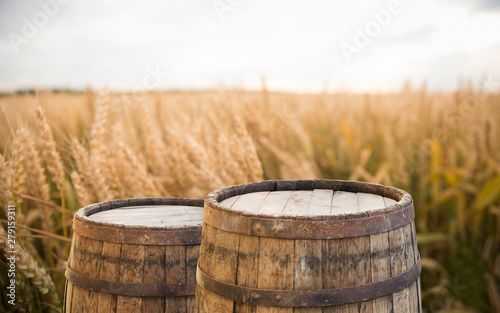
0,85 -> 499,312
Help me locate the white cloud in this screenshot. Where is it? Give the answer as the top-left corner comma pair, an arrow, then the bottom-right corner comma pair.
0,0 -> 499,92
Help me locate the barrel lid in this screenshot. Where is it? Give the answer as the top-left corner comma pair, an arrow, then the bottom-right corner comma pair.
204,180 -> 413,239
75,198 -> 204,230
208,180 -> 412,221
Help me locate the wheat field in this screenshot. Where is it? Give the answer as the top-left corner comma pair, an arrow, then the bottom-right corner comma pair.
0,85 -> 499,312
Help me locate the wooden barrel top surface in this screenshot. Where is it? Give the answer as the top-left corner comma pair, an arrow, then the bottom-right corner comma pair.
88,205 -> 203,227
220,190 -> 398,217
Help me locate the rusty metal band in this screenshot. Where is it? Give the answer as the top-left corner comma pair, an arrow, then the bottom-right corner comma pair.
196,257 -> 421,307
203,202 -> 414,239
65,266 -> 196,297
73,218 -> 201,246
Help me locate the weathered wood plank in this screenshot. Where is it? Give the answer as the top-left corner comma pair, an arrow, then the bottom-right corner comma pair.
198,223 -> 217,276
291,191 -> 320,312
258,190 -> 292,216
220,195 -> 241,208
370,196 -> 393,313
186,245 -> 200,313
65,230 -> 80,312
406,224 -> 418,313
209,228 -> 240,312
347,236 -> 372,313
116,243 -> 145,313
235,234 -> 260,313
281,190 -> 313,216
330,191 -> 358,215
80,236 -> 103,313
97,242 -> 121,313
69,234 -> 84,312
411,222 -> 422,313
234,190 -> 268,313
307,189 -> 333,216
294,240 -> 322,313
322,238 -> 347,313
196,223 -> 217,312
358,192 -> 385,212
383,197 -> 398,207
343,194 -> 373,313
390,225 -> 409,313
257,237 -> 294,313
65,280 -> 74,313
257,193 -> 294,313
89,205 -> 203,227
164,245 -> 187,313
232,191 -> 270,214
143,245 -> 166,313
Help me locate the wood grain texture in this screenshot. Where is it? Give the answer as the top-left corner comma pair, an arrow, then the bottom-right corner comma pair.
143,245 -> 166,313
307,189 -> 333,217
390,224 -> 410,313
81,236 -> 103,313
232,192 -> 270,215
220,195 -> 241,208
331,191 -> 359,215
88,205 -> 203,227
186,245 -> 200,313
65,231 -> 78,312
210,228 -> 240,312
411,222 -> 422,313
222,190 -> 398,217
257,192 -> 294,313
233,192 -> 265,313
69,234 -> 83,312
370,196 -> 394,312
116,243 -> 145,313
97,241 -> 121,313
257,237 -> 294,313
165,245 -> 187,313
235,234 -> 260,313
322,238 -> 346,313
290,191 -> 320,313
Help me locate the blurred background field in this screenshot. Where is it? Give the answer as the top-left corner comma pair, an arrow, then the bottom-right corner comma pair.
0,84 -> 499,312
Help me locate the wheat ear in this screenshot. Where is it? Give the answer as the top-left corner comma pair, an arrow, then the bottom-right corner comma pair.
0,224 -> 61,308
10,128 -> 28,223
35,105 -> 67,240
234,115 -> 263,181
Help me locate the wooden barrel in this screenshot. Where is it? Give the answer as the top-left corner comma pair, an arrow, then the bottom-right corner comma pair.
64,198 -> 204,313
195,180 -> 421,312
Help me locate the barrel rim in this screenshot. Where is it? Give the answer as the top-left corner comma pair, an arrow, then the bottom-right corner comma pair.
74,197 -> 204,230
206,179 -> 412,221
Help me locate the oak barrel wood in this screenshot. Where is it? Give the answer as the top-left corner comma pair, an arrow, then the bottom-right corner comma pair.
195,180 -> 422,312
64,198 -> 204,313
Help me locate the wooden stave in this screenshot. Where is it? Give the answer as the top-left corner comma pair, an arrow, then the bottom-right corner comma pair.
64,198 -> 203,313
195,180 -> 421,312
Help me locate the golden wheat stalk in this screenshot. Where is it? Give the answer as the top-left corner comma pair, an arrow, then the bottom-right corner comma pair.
216,133 -> 247,185
0,225 -> 60,306
9,128 -> 28,223
71,138 -> 113,201
184,135 -> 224,190
20,127 -> 51,202
88,91 -> 117,201
70,170 -> 91,207
233,115 -> 263,181
114,141 -> 160,197
35,106 -> 65,192
35,105 -> 68,241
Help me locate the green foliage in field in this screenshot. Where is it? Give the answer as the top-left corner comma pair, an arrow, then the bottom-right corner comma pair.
0,84 -> 499,312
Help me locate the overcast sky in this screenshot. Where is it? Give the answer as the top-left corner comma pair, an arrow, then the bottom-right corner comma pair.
0,0 -> 499,92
